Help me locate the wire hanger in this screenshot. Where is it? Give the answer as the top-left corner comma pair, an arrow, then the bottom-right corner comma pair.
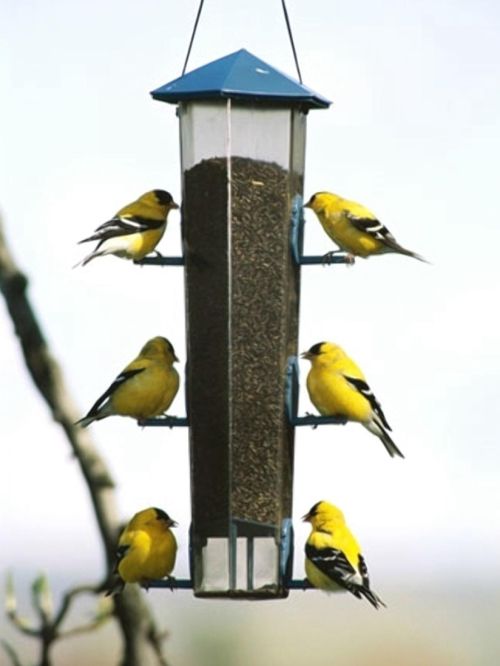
181,0 -> 303,83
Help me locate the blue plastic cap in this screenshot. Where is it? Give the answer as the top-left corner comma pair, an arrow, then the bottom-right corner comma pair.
151,49 -> 331,109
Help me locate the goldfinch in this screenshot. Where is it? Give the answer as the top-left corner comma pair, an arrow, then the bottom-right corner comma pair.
304,191 -> 426,262
75,189 -> 179,266
303,501 -> 385,609
106,507 -> 178,595
302,342 -> 404,458
76,336 -> 180,427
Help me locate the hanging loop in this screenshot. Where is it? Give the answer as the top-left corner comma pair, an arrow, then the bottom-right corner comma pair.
181,0 -> 303,83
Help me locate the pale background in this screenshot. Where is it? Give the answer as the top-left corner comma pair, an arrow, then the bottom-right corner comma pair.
2,0 -> 500,664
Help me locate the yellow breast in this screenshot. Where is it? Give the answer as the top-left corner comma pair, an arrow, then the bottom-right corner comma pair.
118,529 -> 176,583
111,364 -> 179,419
307,369 -> 371,423
127,226 -> 166,260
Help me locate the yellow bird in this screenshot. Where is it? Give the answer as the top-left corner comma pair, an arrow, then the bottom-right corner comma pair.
106,507 -> 178,595
304,191 -> 427,262
302,341 -> 404,458
76,336 -> 180,427
75,189 -> 179,266
303,500 -> 385,609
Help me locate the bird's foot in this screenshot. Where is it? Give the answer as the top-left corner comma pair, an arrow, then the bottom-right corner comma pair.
166,576 -> 176,592
140,579 -> 151,592
303,578 -> 312,590
321,251 -> 337,265
321,251 -> 355,266
153,250 -> 164,258
161,413 -> 177,428
321,250 -> 344,265
305,411 -> 319,429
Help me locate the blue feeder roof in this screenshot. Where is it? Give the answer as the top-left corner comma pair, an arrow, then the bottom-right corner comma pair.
151,49 -> 331,109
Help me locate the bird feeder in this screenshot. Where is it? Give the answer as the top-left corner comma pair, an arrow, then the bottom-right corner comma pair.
152,49 -> 330,598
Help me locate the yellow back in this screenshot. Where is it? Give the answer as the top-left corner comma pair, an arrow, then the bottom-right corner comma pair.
306,191 -> 376,220
117,190 -> 176,222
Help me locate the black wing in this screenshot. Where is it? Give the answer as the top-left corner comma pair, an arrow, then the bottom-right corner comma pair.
357,554 -> 386,609
305,543 -> 360,595
82,368 -> 145,420
358,553 -> 371,588
306,543 -> 385,608
346,214 -> 397,245
109,544 -> 130,574
78,215 -> 165,247
347,212 -> 425,261
104,545 -> 129,597
343,375 -> 392,431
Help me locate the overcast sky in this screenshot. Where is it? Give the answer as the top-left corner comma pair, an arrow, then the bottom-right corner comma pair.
2,0 -> 500,663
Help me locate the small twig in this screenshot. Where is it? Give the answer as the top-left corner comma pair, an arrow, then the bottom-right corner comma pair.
0,639 -> 25,666
31,576 -> 53,629
5,575 -> 39,637
56,585 -> 113,639
6,614 -> 40,638
146,623 -> 170,666
51,584 -> 101,630
59,614 -> 112,640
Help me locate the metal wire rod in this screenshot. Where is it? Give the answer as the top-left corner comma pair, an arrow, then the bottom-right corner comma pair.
281,0 -> 303,83
182,1 -> 303,83
182,0 -> 205,75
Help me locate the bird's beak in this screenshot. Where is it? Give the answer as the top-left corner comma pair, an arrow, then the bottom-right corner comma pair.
303,199 -> 311,209
301,512 -> 311,523
169,519 -> 178,528
173,354 -> 180,363
300,351 -> 312,360
171,201 -> 180,210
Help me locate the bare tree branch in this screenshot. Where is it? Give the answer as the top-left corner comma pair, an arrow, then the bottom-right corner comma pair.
5,573 -> 39,637
52,584 -> 102,630
1,639 -> 25,666
58,595 -> 113,639
0,214 -> 172,665
31,575 -> 54,630
6,573 -> 113,666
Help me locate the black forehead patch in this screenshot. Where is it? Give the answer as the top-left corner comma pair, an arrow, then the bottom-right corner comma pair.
154,508 -> 171,522
154,190 -> 174,205
308,342 -> 326,356
308,501 -> 322,516
158,337 -> 176,356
